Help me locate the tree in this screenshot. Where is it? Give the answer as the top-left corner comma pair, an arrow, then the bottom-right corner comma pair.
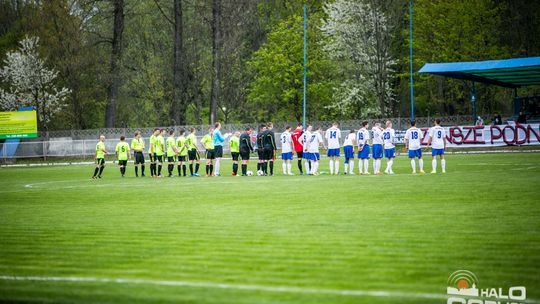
171,0 -> 188,126
321,0 -> 396,118
409,0 -> 510,117
104,0 -> 125,127
247,14 -> 335,122
209,0 -> 221,124
0,36 -> 70,130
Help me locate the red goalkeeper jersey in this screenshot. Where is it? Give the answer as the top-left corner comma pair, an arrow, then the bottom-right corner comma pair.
291,128 -> 304,153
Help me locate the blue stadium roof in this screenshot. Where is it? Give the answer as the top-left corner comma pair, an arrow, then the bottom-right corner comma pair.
418,57 -> 540,88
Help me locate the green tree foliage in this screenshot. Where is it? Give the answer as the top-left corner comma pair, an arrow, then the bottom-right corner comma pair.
1,0 -> 539,131
247,14 -> 335,122
402,0 -> 539,117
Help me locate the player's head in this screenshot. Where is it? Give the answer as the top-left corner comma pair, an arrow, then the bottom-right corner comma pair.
285,126 -> 291,132
134,131 -> 141,138
260,124 -> 266,131
386,120 -> 392,128
169,130 -> 174,136
214,122 -> 221,129
350,129 -> 355,134
234,131 -> 240,137
208,127 -> 214,134
99,134 -> 105,141
297,123 -> 303,130
307,124 -> 312,131
245,127 -> 252,134
267,122 -> 273,129
120,135 -> 125,141
179,128 -> 185,136
332,122 -> 338,127
375,122 -> 381,128
410,120 -> 416,127
160,129 -> 165,135
435,118 -> 441,126
190,127 -> 196,134
362,121 -> 369,128
153,128 -> 160,135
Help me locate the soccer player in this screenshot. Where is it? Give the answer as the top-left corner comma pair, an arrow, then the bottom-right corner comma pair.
155,129 -> 166,177
166,130 -> 179,177
148,128 -> 160,177
291,124 -> 304,175
92,135 -> 107,179
307,126 -> 324,175
371,123 -> 384,175
280,126 -> 294,175
382,120 -> 396,174
404,120 -> 425,174
343,129 -> 356,174
213,122 -> 228,177
262,122 -> 277,176
357,121 -> 370,174
239,127 -> 254,176
428,118 -> 447,173
301,125 -> 312,174
325,122 -> 341,175
115,136 -> 131,177
256,124 -> 267,173
186,127 -> 201,177
131,131 -> 145,177
229,131 -> 240,176
176,129 -> 188,177
201,127 -> 215,176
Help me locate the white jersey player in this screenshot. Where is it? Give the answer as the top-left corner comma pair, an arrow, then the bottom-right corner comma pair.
343,130 -> 356,174
307,127 -> 324,175
301,127 -> 312,174
404,120 -> 424,174
382,121 -> 396,174
325,122 -> 341,175
427,118 -> 447,173
280,127 -> 294,175
371,123 -> 384,174
357,121 -> 370,174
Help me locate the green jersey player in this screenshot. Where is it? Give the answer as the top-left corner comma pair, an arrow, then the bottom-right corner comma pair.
92,135 -> 107,179
115,136 -> 131,177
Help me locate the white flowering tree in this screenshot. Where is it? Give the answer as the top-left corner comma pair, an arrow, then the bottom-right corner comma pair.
321,0 -> 395,117
0,36 -> 71,130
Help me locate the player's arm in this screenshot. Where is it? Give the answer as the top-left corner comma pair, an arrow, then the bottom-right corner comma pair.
404,132 -> 409,150
245,138 -> 253,152
271,133 -> 277,151
289,137 -> 294,152
443,131 -> 447,149
178,142 -> 187,155
357,132 -> 363,151
427,129 -> 433,147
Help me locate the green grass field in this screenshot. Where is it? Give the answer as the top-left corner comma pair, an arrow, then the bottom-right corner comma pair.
0,153 -> 539,303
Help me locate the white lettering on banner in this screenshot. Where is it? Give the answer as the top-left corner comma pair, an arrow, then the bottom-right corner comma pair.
394,123 -> 540,148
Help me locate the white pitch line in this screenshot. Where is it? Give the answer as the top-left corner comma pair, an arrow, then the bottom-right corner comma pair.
0,275 -> 448,300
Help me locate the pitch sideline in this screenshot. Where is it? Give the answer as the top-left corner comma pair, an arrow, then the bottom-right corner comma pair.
0,274 -> 449,300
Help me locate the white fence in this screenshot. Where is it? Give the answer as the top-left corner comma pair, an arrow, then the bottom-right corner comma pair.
3,115 -> 515,160
37,115 -> 478,140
